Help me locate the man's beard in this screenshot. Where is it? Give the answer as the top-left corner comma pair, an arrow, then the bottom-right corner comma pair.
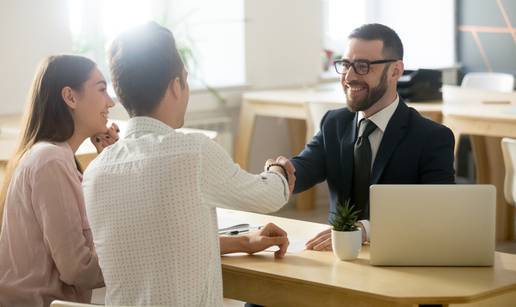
345,66 -> 389,112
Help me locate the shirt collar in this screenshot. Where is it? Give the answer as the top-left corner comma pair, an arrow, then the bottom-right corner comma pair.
357,94 -> 399,133
124,116 -> 174,137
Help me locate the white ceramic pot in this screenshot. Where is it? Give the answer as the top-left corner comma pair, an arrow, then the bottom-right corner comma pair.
331,228 -> 362,261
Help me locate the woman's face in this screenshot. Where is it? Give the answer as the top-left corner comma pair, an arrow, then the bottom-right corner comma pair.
72,67 -> 115,137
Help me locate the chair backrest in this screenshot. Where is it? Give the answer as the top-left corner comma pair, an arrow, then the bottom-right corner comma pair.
461,72 -> 515,93
50,300 -> 99,307
501,138 -> 516,207
306,101 -> 344,136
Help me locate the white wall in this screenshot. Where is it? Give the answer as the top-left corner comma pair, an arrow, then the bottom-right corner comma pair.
0,0 -> 323,107
0,0 -> 72,115
111,0 -> 324,173
0,0 -> 324,177
245,0 -> 322,89
372,0 -> 456,70
243,0 -> 322,173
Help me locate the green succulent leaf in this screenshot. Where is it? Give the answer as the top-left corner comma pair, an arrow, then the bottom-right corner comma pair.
329,198 -> 360,232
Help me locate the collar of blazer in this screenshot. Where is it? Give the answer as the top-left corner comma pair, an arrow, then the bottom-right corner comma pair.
370,99 -> 410,184
335,99 -> 410,190
338,110 -> 358,199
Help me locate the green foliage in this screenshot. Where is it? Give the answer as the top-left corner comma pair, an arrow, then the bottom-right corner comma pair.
330,199 -> 360,232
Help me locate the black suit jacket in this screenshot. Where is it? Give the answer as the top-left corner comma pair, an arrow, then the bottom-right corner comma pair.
291,99 -> 455,220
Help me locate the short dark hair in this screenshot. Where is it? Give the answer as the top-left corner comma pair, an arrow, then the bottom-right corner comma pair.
108,22 -> 184,116
348,23 -> 403,60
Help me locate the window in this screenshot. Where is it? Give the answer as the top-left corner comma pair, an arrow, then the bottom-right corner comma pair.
323,0 -> 455,72
67,0 -> 245,88
373,0 -> 455,70
323,0 -> 367,57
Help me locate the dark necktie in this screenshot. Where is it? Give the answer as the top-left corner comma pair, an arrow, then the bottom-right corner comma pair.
351,118 -> 377,219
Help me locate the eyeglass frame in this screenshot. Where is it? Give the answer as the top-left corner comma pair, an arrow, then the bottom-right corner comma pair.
333,59 -> 399,76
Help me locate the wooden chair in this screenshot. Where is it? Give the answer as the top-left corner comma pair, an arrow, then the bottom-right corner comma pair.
462,72 -> 514,92
501,138 -> 516,207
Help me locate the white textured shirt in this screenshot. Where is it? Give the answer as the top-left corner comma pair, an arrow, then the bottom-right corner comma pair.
356,95 -> 399,240
83,117 -> 288,306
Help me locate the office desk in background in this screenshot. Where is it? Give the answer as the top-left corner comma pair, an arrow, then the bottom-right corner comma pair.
0,114 -> 218,170
444,104 -> 516,242
234,86 -> 442,210
219,208 -> 516,307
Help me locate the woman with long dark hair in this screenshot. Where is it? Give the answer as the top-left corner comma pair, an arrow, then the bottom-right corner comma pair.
0,55 -> 118,306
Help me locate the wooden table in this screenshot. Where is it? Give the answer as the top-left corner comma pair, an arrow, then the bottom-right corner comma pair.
234,87 -> 442,210
219,209 -> 516,307
443,105 -> 516,241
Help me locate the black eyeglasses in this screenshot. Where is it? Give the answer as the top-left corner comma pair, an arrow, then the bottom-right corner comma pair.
333,59 -> 398,75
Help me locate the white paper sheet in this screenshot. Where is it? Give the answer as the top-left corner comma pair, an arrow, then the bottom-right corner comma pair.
265,238 -> 306,254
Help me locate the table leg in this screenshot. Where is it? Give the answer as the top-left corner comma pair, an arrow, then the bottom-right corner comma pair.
234,102 -> 257,170
451,130 -> 462,157
76,153 -> 96,171
471,135 -> 515,241
470,136 -> 489,183
288,119 -> 316,211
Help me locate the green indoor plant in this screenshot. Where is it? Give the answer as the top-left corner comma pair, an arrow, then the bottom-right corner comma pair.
330,199 -> 362,261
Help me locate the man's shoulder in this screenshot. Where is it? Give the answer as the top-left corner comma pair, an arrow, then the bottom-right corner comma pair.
86,132 -> 210,167
324,107 -> 354,121
405,105 -> 452,136
320,107 -> 355,130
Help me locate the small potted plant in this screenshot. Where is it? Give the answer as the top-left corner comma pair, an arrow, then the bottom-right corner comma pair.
330,199 -> 362,261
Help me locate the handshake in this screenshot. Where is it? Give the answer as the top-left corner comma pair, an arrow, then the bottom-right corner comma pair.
264,156 -> 296,195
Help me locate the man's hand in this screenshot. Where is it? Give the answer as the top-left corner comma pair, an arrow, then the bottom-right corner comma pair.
264,156 -> 296,194
244,223 -> 289,258
306,224 -> 367,251
305,228 -> 332,251
91,122 -> 120,154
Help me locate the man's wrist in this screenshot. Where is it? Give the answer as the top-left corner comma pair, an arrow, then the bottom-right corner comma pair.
358,220 -> 370,242
220,234 -> 251,254
268,166 -> 286,177
239,234 -> 252,254
267,163 -> 288,182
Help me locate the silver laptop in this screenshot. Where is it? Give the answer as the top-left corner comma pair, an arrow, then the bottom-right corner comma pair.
369,185 -> 496,266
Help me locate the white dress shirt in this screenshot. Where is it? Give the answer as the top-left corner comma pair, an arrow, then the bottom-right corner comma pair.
356,95 -> 399,240
83,117 -> 288,306
356,95 -> 399,168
